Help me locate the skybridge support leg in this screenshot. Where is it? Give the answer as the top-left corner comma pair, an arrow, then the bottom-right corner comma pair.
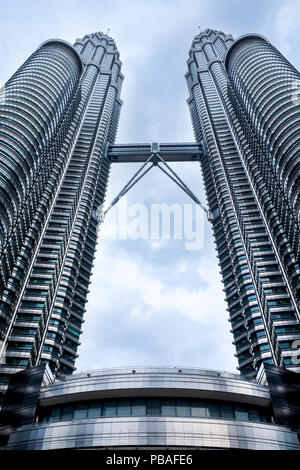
101,152 -> 212,222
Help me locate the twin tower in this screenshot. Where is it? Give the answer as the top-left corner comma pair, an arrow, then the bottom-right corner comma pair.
0,29 -> 300,392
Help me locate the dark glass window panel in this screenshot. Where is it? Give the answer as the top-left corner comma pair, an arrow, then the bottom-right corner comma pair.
259,412 -> 268,423
103,401 -> 117,417
176,400 -> 190,417
48,407 -> 61,422
117,400 -> 131,416
207,403 -> 220,418
147,399 -> 161,415
161,399 -> 176,416
74,404 -> 88,419
191,401 -> 207,418
37,399 -> 271,424
60,405 -> 74,421
220,403 -> 234,420
132,399 -> 146,416
234,406 -> 249,421
248,407 -> 260,422
88,402 -> 102,418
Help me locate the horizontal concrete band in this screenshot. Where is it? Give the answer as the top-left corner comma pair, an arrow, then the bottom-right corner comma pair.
39,367 -> 270,407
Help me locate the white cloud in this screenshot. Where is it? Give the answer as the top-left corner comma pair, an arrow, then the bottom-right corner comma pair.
76,233 -> 237,372
273,0 -> 300,54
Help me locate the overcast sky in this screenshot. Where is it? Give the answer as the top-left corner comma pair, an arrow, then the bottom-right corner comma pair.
2,0 -> 300,374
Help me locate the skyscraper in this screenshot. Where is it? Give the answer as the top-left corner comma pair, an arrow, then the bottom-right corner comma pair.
1,28 -> 300,451
0,32 -> 123,386
1,27 -> 300,393
225,34 -> 300,287
186,29 -> 300,377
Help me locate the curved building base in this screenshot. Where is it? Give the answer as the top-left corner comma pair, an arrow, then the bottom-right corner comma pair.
3,366 -> 300,450
9,417 -> 299,450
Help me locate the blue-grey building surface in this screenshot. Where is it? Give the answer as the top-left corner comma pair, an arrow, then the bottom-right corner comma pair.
0,29 -> 300,450
0,32 -> 123,385
186,29 -> 300,377
3,366 -> 300,450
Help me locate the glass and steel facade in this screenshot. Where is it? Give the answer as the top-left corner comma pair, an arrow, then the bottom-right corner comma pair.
225,34 -> 300,297
37,397 -> 271,424
0,32 -> 123,387
1,28 -> 300,451
5,367 -> 300,450
186,29 -> 300,377
1,27 -> 300,399
225,34 -> 300,227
